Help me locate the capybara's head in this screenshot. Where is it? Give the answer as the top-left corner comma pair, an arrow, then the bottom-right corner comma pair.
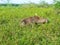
36,18 -> 48,24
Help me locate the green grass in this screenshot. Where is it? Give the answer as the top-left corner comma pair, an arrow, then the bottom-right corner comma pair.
0,6 -> 60,45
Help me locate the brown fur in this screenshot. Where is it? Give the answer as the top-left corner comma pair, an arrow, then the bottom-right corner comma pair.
20,16 -> 48,26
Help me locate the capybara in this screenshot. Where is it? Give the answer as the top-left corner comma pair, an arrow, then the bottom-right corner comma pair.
20,16 -> 48,26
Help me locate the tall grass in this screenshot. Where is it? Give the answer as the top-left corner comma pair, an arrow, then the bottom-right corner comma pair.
0,6 -> 60,45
